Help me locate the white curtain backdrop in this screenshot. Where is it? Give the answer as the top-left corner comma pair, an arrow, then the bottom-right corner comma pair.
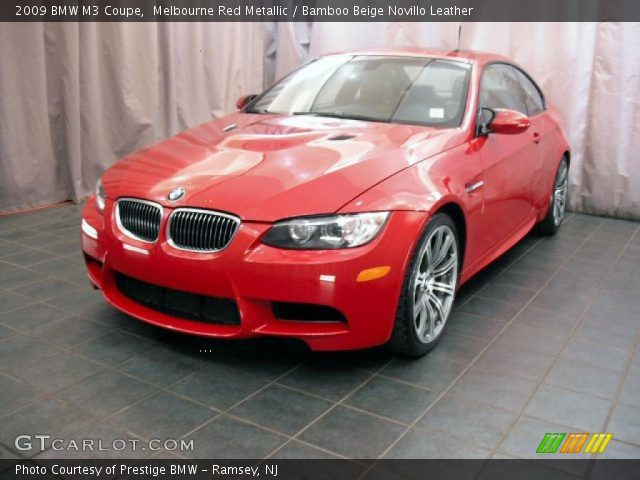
272,22 -> 640,220
2,22 -> 639,220
0,22 -> 265,212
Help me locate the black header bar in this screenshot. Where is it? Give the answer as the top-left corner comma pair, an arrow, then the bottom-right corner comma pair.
2,0 -> 640,22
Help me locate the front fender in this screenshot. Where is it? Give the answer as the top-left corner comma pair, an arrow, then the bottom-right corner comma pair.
339,142 -> 481,216
340,141 -> 485,278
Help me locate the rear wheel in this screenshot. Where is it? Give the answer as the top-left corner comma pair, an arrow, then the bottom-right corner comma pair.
387,213 -> 459,357
536,157 -> 569,235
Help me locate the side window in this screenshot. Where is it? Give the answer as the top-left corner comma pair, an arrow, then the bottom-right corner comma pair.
480,64 -> 527,115
515,69 -> 545,116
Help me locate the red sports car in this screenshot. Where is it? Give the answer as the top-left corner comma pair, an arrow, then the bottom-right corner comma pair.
82,49 -> 569,356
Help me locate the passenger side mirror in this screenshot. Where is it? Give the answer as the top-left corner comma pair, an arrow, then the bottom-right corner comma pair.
236,94 -> 257,110
488,109 -> 531,135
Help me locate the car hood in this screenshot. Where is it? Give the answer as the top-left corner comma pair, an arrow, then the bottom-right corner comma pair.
102,113 -> 466,221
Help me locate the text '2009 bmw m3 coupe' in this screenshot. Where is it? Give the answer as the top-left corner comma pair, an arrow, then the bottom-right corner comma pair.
82,49 -> 570,356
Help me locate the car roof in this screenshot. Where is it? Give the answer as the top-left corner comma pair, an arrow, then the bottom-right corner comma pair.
320,47 -> 511,65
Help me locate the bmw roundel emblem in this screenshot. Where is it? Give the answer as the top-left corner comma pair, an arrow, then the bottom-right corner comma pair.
168,187 -> 186,201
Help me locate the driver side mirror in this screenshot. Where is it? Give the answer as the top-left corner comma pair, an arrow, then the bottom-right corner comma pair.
236,94 -> 257,110
479,107 -> 531,135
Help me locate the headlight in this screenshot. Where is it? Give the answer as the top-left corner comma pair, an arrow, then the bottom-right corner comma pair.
262,212 -> 389,249
95,179 -> 106,213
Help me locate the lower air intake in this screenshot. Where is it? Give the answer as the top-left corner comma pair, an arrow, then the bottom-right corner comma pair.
115,273 -> 240,325
272,301 -> 347,323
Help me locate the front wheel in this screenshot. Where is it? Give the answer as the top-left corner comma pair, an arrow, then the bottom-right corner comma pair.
387,213 -> 459,357
536,157 -> 569,235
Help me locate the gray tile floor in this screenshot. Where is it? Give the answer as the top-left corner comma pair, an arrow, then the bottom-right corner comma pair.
1,205 -> 639,461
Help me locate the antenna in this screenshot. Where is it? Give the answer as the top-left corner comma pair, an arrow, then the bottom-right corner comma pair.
456,25 -> 462,51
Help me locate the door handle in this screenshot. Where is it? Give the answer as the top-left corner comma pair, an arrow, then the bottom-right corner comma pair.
533,132 -> 541,144
465,180 -> 484,194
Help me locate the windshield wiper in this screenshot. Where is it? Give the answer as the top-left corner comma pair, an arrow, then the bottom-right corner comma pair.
291,111 -> 389,123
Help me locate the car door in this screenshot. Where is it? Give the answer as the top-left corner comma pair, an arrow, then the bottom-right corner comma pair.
476,63 -> 541,250
514,67 -> 556,212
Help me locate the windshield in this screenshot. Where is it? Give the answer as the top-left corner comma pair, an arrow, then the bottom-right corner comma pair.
248,55 -> 471,128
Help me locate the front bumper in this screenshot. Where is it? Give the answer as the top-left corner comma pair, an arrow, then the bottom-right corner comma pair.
81,198 -> 427,351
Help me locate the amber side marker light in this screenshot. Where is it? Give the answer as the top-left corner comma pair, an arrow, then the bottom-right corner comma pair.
357,266 -> 391,282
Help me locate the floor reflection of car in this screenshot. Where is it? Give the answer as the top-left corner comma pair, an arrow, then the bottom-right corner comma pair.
82,48 -> 570,356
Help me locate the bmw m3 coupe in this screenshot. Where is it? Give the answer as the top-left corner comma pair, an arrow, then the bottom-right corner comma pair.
82,49 -> 570,356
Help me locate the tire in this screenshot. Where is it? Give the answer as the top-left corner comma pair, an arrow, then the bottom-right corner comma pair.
536,157 -> 569,236
387,213 -> 460,357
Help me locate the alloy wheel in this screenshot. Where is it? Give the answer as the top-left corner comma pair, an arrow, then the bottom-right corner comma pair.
412,225 -> 458,343
553,161 -> 568,226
